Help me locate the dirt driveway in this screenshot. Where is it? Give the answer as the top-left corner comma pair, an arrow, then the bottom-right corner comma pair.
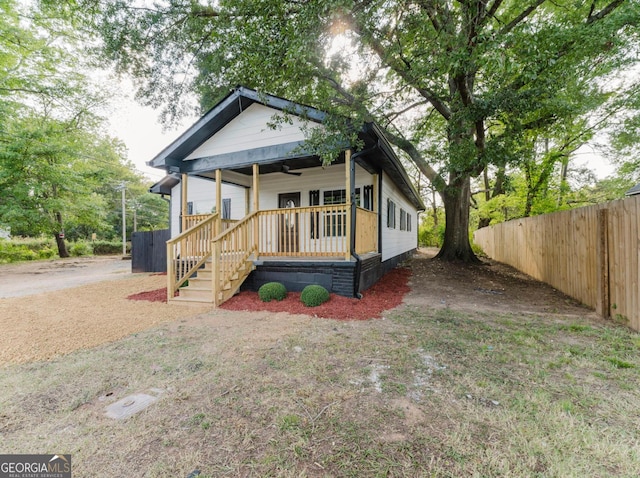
0,249 -> 597,365
0,256 -> 131,298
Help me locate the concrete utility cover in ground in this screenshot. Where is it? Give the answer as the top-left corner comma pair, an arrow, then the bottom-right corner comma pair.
105,391 -> 162,420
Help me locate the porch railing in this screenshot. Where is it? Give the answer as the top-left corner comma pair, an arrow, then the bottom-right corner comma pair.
183,213 -> 212,230
256,205 -> 350,257
168,206 -> 379,304
212,212 -> 259,305
355,207 -> 378,254
167,213 -> 221,301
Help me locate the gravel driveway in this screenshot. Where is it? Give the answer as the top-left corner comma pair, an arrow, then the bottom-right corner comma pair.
0,256 -> 132,298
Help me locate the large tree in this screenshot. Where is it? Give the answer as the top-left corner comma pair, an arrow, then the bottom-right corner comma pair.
48,0 -> 640,261
0,0 -> 167,256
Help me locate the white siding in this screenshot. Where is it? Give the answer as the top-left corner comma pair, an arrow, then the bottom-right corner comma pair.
185,103 -> 321,160
170,177 -> 246,238
380,171 -> 418,261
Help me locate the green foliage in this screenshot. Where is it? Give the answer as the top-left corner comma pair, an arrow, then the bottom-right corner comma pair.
91,240 -> 124,255
69,241 -> 93,257
418,209 -> 445,248
258,282 -> 287,302
0,237 -> 125,263
300,285 -> 330,307
0,237 -> 57,263
0,0 -> 166,258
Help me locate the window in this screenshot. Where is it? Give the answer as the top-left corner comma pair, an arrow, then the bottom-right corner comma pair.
400,208 -> 407,231
187,201 -> 194,215
387,199 -> 396,229
324,189 -> 346,236
363,185 -> 374,211
407,213 -> 412,232
222,198 -> 231,220
324,189 -> 346,205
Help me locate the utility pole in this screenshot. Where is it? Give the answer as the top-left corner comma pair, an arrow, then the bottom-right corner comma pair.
116,182 -> 127,256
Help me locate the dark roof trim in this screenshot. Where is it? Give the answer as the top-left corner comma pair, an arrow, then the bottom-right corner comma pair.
148,87 -> 327,169
148,173 -> 180,195
365,123 -> 425,211
625,183 -> 640,196
184,141 -> 312,174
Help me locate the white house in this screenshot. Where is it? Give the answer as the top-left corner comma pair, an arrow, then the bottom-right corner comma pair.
148,87 -> 424,305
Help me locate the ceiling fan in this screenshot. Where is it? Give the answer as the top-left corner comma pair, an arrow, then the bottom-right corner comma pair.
281,164 -> 302,176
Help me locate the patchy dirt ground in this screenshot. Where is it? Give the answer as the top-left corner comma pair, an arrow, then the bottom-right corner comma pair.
0,248 -> 595,365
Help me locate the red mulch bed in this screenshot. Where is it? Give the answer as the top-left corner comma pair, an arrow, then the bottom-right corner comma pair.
222,267 -> 410,321
128,267 -> 411,321
127,288 -> 169,302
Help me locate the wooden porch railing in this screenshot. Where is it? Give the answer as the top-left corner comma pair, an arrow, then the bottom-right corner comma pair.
183,213 -> 212,230
168,207 -> 379,304
167,213 -> 220,301
355,207 -> 378,254
256,205 -> 350,256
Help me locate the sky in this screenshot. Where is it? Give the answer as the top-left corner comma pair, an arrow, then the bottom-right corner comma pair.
106,91 -> 198,182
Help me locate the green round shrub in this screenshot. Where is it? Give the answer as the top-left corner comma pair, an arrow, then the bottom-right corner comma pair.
258,282 -> 287,302
300,285 -> 330,307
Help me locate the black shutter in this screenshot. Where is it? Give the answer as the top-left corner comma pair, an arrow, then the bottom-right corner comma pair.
309,190 -> 320,239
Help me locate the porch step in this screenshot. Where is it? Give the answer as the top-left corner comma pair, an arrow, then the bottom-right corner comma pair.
178,285 -> 214,302
173,260 -> 255,305
169,295 -> 214,305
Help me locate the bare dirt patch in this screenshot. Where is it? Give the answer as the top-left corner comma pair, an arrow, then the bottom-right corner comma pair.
409,247 -> 594,318
0,273 -> 210,365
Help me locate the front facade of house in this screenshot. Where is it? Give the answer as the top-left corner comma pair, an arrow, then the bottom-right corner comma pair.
149,87 -> 424,305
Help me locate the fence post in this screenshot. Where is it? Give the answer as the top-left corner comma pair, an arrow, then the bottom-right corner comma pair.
596,208 -> 610,319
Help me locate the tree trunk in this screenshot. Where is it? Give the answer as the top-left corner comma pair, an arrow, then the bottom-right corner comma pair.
54,233 -> 69,258
54,212 -> 69,258
436,174 -> 481,263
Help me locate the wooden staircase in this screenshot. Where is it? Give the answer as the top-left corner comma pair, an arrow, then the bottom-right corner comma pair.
172,258 -> 255,305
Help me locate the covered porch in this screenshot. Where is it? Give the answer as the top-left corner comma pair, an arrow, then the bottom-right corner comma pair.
167,151 -> 380,305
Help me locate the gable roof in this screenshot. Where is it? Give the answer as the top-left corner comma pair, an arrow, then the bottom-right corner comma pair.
148,87 -> 327,170
625,183 -> 640,196
148,86 -> 424,210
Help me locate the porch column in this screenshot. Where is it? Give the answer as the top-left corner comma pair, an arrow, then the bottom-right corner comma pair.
252,163 -> 259,253
252,163 -> 259,212
181,173 -> 188,232
215,169 -> 222,233
345,149 -> 353,260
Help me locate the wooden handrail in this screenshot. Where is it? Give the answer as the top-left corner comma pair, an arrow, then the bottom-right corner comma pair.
212,212 -> 259,305
167,213 -> 220,301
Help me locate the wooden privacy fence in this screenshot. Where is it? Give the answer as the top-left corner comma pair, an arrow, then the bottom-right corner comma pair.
474,195 -> 639,331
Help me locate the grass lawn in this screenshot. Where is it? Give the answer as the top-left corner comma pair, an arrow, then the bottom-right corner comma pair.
1,305 -> 639,477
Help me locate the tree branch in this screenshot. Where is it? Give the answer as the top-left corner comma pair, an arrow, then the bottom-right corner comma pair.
381,127 -> 447,196
498,0 -> 545,36
348,12 -> 452,120
586,0 -> 625,23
